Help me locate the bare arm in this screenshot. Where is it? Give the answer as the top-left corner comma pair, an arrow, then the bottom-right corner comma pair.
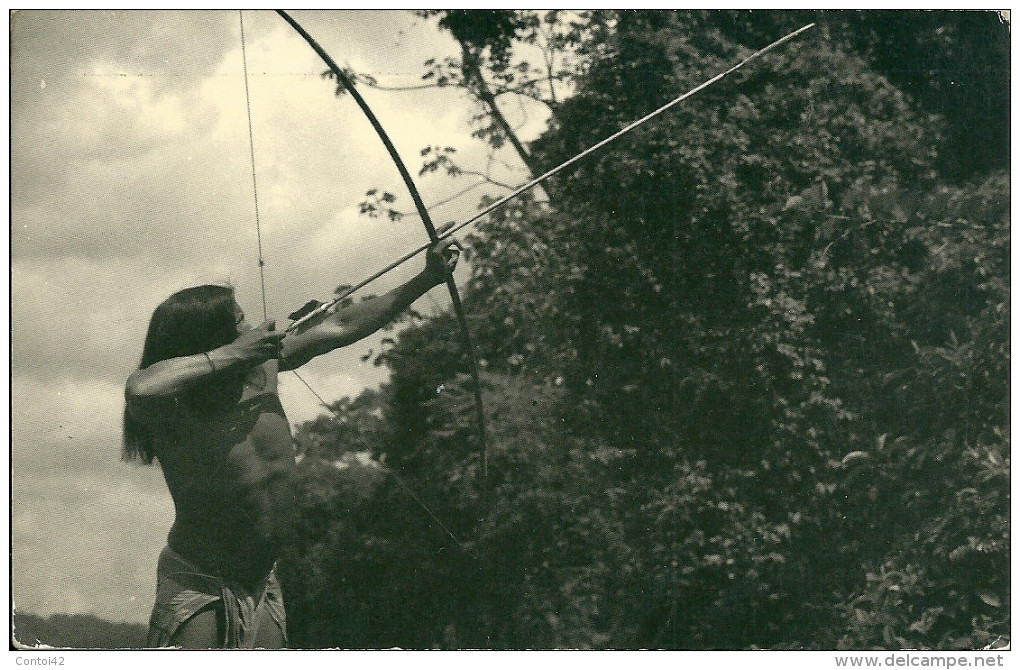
280,271 -> 435,371
126,322 -> 285,400
280,237 -> 460,371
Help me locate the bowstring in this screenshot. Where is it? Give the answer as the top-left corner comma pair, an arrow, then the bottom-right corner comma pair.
237,11 -> 477,559
290,370 -> 477,558
239,10 -> 268,321
238,8 -> 336,426
239,10 -> 318,406
238,10 -> 314,426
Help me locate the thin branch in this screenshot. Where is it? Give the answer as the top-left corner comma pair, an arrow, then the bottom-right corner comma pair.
358,72 -> 570,99
429,179 -> 495,211
537,19 -> 560,103
489,72 -> 573,98
456,169 -> 518,190
482,146 -> 527,174
356,77 -> 447,92
511,94 -> 531,135
399,179 -> 496,219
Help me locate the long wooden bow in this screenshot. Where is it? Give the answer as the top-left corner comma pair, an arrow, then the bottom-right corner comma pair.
269,13 -> 816,496
275,10 -> 489,484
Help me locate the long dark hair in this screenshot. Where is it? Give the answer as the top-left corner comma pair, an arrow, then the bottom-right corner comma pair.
122,285 -> 243,463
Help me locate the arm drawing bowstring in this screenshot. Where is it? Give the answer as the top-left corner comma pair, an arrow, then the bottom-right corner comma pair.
238,11 -> 478,558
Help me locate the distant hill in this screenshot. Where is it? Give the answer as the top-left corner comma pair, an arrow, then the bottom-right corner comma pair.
12,612 -> 147,649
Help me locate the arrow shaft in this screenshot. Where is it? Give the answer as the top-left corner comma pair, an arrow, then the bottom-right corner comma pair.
286,21 -> 815,333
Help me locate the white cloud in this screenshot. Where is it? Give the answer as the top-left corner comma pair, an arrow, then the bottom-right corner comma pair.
13,465 -> 174,622
12,375 -> 174,622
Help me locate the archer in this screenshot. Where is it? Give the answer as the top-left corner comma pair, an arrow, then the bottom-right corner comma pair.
123,234 -> 462,648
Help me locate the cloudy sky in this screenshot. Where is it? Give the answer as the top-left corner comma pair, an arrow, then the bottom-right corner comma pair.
11,9 -> 544,625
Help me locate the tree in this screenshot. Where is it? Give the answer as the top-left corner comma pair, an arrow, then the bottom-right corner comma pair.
281,10 -> 1009,649
358,11 -> 612,221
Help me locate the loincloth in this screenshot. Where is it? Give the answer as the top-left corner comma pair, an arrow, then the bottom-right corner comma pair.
147,545 -> 287,648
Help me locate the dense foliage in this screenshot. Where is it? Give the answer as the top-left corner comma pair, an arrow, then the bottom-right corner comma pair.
276,10 -> 1009,649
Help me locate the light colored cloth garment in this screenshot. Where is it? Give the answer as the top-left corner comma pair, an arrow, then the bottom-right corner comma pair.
147,545 -> 287,648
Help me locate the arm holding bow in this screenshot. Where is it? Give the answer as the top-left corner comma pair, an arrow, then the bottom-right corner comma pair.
280,236 -> 461,371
